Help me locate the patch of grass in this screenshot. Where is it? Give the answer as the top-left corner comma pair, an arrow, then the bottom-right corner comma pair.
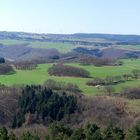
66,59 -> 140,78
0,59 -> 139,96
30,41 -> 75,53
0,39 -> 75,53
117,45 -> 140,50
114,79 -> 140,93
0,39 -> 27,45
0,64 -> 97,96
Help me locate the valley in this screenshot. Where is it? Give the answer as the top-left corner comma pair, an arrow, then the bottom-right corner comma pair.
0,32 -> 140,140
0,59 -> 139,96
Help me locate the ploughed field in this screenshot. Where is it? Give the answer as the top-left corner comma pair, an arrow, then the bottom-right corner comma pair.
0,59 -> 139,96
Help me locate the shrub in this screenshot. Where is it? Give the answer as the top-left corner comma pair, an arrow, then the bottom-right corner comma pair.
0,64 -> 15,75
103,124 -> 124,140
44,79 -> 81,93
79,56 -> 121,66
48,64 -> 90,78
86,78 -> 105,86
0,57 -> 5,64
86,75 -> 124,86
126,122 -> 140,140
132,69 -> 140,79
120,87 -> 140,99
14,61 -> 37,70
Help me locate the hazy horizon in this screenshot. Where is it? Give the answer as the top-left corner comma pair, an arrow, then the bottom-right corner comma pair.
0,0 -> 140,35
1,30 -> 140,36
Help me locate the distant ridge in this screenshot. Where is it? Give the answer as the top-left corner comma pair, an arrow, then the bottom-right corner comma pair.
0,31 -> 140,43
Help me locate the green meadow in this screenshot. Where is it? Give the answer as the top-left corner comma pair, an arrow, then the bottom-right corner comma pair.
0,39 -> 26,45
29,41 -> 75,53
117,45 -> 140,50
0,59 -> 139,96
0,39 -> 75,53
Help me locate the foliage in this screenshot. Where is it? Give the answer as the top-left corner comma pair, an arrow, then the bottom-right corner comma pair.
126,122 -> 140,140
12,85 -> 77,128
132,69 -> 140,79
0,64 -> 15,75
1,119 -> 140,140
103,124 -> 124,140
44,79 -> 81,93
20,132 -> 39,140
87,75 -> 124,86
121,87 -> 140,99
0,58 -> 5,64
48,63 -> 90,78
0,127 -> 39,140
14,62 -> 37,70
46,123 -> 125,140
79,56 -> 122,66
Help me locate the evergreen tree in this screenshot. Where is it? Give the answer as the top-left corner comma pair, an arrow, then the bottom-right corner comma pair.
103,124 -> 124,140
0,127 -> 8,140
126,122 -> 140,140
8,132 -> 17,140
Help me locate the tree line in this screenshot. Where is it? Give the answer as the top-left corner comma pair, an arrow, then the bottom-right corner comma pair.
1,122 -> 140,140
79,56 -> 123,66
14,61 -> 38,70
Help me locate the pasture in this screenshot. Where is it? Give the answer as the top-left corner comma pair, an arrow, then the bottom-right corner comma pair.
0,59 -> 139,96
117,45 -> 140,50
0,39 -> 75,53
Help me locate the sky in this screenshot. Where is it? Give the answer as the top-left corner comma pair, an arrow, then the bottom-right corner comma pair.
0,0 -> 140,34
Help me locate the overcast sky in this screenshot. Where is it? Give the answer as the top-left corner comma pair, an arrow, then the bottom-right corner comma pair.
0,0 -> 140,34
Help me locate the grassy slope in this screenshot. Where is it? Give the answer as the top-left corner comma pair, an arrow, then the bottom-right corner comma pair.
0,59 -> 139,96
117,45 -> 140,50
0,64 -> 98,95
0,39 -> 75,53
29,41 -> 75,53
0,39 -> 26,45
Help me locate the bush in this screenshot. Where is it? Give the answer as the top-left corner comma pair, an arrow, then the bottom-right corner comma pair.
0,57 -> 5,64
79,56 -> 121,66
86,75 -> 124,86
0,64 -> 15,75
120,87 -> 140,99
14,61 -> 37,70
48,63 -> 90,78
44,79 -> 81,93
132,69 -> 140,79
47,123 -> 103,140
126,122 -> 140,140
86,78 -> 105,86
103,124 -> 124,140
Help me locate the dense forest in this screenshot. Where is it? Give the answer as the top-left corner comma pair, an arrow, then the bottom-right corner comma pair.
12,85 -> 78,128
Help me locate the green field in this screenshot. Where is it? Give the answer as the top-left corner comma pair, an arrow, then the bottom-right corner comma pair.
117,45 -> 140,50
29,41 -> 75,53
0,59 -> 139,96
0,39 -> 75,53
0,39 -> 26,45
